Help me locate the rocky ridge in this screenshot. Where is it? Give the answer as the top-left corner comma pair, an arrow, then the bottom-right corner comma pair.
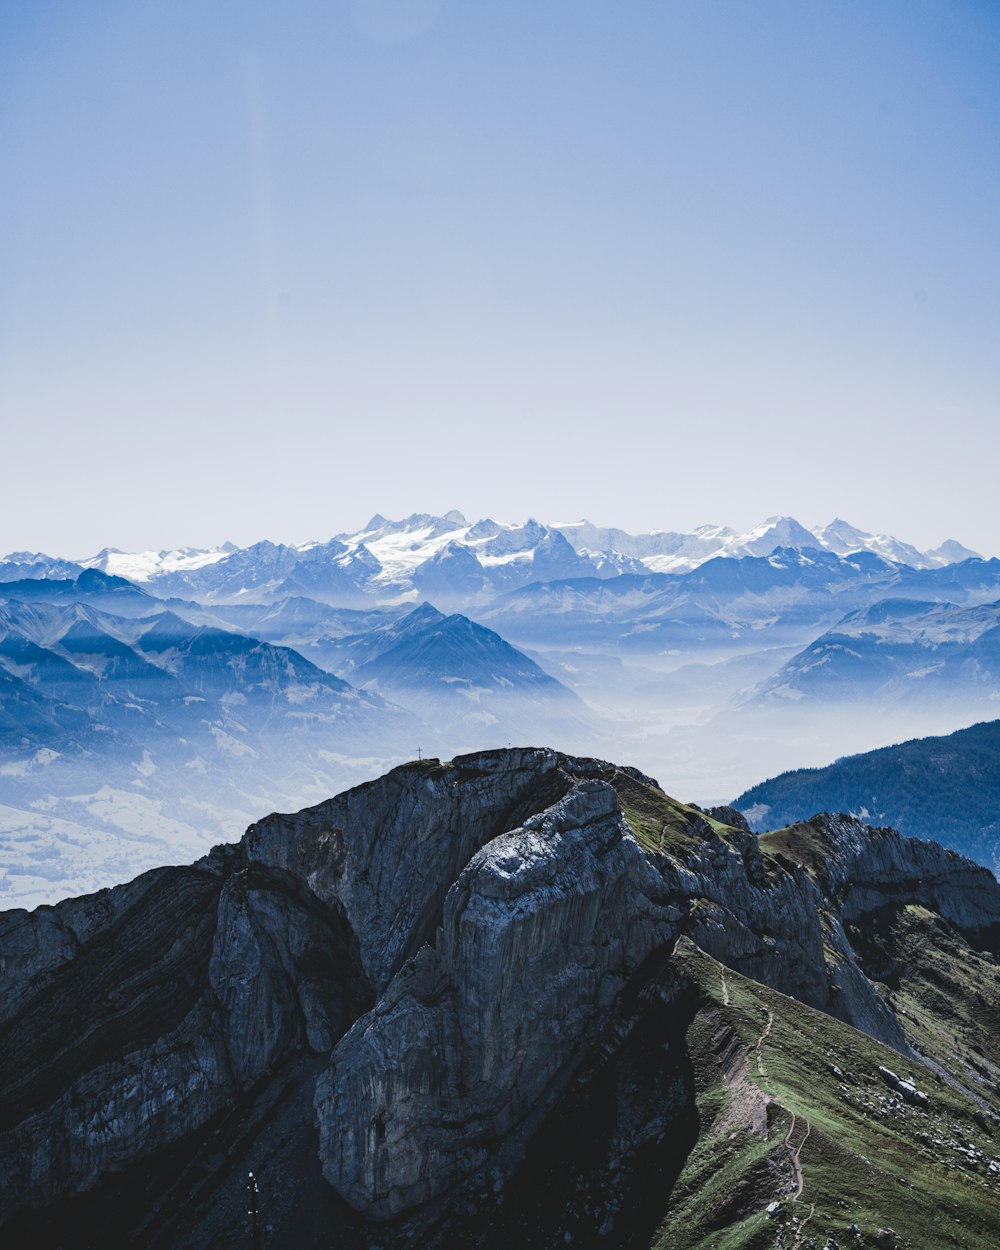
1,747 -> 998,1248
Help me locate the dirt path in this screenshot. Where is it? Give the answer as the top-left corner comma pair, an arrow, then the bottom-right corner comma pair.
752,1002 -> 812,1238
720,964 -> 730,1006
789,1116 -> 810,1199
780,1115 -> 810,1210
755,1008 -> 773,1081
792,1201 -> 816,1249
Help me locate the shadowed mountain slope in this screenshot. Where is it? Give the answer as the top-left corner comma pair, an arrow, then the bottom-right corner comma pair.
753,598 -> 1000,709
0,604 -> 424,907
343,602 -> 572,696
734,718 -> 1000,872
1,748 -> 997,1249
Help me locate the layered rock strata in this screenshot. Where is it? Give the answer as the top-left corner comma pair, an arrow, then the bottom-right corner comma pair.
316,777 -> 681,1216
1,746 -> 998,1248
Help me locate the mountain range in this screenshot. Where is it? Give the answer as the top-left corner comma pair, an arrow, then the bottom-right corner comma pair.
734,718 -> 1000,872
0,597 -> 431,903
5,512 -> 1000,909
0,588 -> 588,907
324,601 -> 588,741
754,598 -> 1000,708
4,512 -> 984,603
2,748 -> 997,1248
5,517 -> 1000,1244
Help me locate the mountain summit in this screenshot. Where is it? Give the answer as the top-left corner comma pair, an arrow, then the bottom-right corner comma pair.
22,513 -> 981,605
1,748 -> 997,1248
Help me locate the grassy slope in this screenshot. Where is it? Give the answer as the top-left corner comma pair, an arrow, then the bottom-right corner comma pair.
844,902 -> 1000,1101
732,719 -> 1000,870
757,820 -> 837,882
612,775 -> 1000,1247
611,769 -> 734,857
652,943 -> 1000,1250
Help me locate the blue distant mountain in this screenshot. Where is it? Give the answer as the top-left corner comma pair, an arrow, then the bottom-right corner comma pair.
342,602 -> 571,696
5,514 -> 1000,909
753,597 -> 1000,708
329,603 -> 590,748
734,718 -> 1000,872
0,600 -> 426,904
484,550 -> 1000,657
0,569 -> 157,613
0,601 -> 416,754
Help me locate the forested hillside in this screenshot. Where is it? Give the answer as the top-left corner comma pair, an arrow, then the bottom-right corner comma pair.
735,719 -> 1000,871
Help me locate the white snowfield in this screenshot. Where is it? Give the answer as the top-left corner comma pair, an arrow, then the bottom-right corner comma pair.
1,510 -> 996,911
41,513 -> 984,592
82,545 -> 233,582
345,518 -> 474,582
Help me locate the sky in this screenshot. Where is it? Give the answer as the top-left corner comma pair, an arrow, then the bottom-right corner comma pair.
2,0 -> 998,558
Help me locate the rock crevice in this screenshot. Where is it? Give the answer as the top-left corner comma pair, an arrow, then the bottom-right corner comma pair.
2,747 -> 998,1244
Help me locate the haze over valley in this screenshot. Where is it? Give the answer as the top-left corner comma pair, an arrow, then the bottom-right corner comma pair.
3,510 -> 1000,908
5,3 -> 1000,1244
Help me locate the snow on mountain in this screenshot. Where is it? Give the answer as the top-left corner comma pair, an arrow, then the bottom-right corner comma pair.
0,553 -> 86,582
27,513 -> 988,610
813,518 -> 879,555
811,519 -> 932,568
928,538 -> 982,565
557,515 -> 982,575
752,597 -> 1000,708
340,512 -> 471,584
551,520 -> 739,572
730,516 -> 817,558
83,544 -> 236,582
3,516 -> 998,907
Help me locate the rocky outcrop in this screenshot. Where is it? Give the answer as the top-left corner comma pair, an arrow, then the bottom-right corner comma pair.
0,847 -> 365,1219
643,815 -> 908,1049
315,778 -> 681,1217
0,857 -> 235,1211
0,749 -> 579,1225
2,747 -> 999,1248
812,812 -> 1000,939
243,747 -> 575,994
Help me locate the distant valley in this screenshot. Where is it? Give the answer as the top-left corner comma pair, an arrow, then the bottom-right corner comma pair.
3,511 -> 1000,907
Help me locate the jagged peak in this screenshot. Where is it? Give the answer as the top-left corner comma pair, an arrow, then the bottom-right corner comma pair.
401,601 -> 446,624
2,550 -> 61,565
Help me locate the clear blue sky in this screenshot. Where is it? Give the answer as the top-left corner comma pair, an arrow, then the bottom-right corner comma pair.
2,1 -> 998,556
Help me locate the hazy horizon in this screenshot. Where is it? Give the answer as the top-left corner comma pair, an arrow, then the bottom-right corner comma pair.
4,506 -> 994,566
3,2 -> 998,554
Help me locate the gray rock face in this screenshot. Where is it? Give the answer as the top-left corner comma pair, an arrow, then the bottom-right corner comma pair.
653,818 -> 908,1049
315,778 -> 681,1217
0,850 -> 363,1218
665,828 -> 831,1011
0,858 -> 234,1211
1,747 -> 998,1244
0,749 -> 579,1222
244,747 -> 575,994
814,813 -> 999,937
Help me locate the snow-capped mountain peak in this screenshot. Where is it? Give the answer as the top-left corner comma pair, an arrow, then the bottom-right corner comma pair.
730,516 -> 819,557
8,512 -> 986,609
82,545 -> 233,583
